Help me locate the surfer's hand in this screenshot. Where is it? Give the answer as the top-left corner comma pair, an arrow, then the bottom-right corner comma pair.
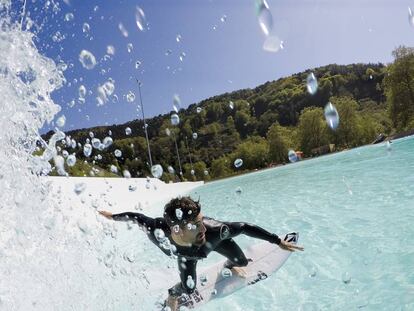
231,266 -> 247,278
165,294 -> 178,311
98,210 -> 113,219
279,240 -> 304,252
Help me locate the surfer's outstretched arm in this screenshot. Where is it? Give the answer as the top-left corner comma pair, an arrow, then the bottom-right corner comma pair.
225,222 -> 282,244
225,222 -> 304,252
98,211 -> 155,229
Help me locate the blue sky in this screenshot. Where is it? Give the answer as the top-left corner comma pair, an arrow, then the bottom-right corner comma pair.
19,0 -> 413,133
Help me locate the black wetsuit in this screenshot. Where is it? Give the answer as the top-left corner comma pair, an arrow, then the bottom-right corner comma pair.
112,212 -> 281,296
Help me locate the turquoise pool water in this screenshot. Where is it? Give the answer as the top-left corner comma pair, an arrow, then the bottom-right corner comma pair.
189,137 -> 414,311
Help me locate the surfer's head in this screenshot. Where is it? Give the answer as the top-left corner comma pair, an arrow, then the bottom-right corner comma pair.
164,196 -> 206,246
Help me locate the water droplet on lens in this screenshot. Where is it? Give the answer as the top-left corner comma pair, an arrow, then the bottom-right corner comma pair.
56,115 -> 66,127
196,107 -> 202,113
106,45 -> 115,55
79,50 -> 97,70
176,34 -> 182,42
126,91 -> 136,102
234,158 -> 243,168
409,7 -> 414,26
118,22 -> 129,37
171,114 -> 180,126
173,94 -> 181,112
221,268 -> 232,278
123,170 -> 131,178
125,127 -> 132,135
79,85 -> 86,98
114,149 -> 122,158
263,35 -> 282,53
110,165 -> 118,174
324,102 -> 339,130
83,143 -> 92,157
175,208 -> 183,220
135,6 -> 147,31
67,154 -> 76,166
103,136 -> 113,148
127,43 -> 133,53
179,52 -> 186,62
256,0 -> 273,36
288,150 -> 298,163
192,132 -> 198,139
151,164 -> 163,178
186,276 -> 195,289
221,14 -> 227,23
306,72 -> 318,95
64,13 -> 74,22
167,166 -> 175,174
91,138 -> 101,149
82,22 -> 90,33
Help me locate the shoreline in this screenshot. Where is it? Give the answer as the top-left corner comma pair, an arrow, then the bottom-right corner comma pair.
205,133 -> 414,184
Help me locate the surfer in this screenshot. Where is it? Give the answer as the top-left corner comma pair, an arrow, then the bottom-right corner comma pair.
99,196 -> 303,310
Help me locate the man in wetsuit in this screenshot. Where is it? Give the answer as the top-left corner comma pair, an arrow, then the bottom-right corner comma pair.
99,196 -> 303,310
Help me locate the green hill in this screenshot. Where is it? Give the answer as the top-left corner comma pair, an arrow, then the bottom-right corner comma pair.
43,51 -> 414,181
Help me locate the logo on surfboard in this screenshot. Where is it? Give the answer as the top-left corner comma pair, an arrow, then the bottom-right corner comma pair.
247,271 -> 268,286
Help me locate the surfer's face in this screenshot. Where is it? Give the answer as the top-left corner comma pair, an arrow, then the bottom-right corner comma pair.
172,213 -> 206,246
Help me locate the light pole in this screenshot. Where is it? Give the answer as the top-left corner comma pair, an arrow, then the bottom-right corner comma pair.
136,79 -> 153,168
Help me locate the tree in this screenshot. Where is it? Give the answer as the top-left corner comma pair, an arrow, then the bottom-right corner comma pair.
257,111 -> 279,137
226,116 -> 237,133
234,111 -> 250,137
211,156 -> 231,178
233,136 -> 269,169
329,96 -> 360,148
384,46 -> 414,131
193,161 -> 210,181
297,107 -> 329,155
266,122 -> 288,164
356,116 -> 377,145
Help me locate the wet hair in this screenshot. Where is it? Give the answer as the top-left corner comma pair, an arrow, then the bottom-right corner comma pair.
163,196 -> 201,227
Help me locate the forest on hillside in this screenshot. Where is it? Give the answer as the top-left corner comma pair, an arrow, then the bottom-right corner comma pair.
43,46 -> 414,182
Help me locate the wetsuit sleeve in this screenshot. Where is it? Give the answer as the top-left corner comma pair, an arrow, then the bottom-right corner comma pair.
112,212 -> 154,229
225,222 -> 281,245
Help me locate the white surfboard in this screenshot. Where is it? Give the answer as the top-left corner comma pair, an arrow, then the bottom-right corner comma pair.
165,232 -> 299,310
